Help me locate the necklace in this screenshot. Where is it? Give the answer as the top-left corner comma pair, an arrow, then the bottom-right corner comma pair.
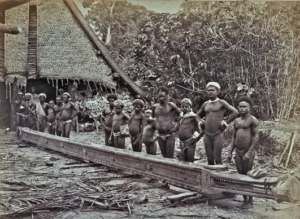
208,98 -> 219,103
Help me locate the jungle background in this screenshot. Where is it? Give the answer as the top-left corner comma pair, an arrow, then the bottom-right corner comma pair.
81,0 -> 300,121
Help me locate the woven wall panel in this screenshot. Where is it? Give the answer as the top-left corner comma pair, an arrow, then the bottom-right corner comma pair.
5,3 -> 29,75
37,0 -> 114,86
5,0 -> 115,87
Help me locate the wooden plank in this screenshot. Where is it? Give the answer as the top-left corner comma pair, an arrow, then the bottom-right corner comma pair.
18,127 -> 300,202
286,131 -> 297,168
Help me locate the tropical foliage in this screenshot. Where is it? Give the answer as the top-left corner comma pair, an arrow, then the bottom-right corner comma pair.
83,1 -> 300,120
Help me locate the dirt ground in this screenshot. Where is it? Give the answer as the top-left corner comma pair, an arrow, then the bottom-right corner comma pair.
0,126 -> 300,219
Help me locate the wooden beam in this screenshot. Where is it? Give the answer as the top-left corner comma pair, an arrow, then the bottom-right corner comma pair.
63,0 -> 147,98
0,24 -> 21,34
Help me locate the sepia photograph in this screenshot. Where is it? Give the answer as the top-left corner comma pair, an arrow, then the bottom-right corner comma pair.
0,0 -> 299,218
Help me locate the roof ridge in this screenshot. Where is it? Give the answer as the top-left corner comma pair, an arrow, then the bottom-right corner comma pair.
63,0 -> 147,98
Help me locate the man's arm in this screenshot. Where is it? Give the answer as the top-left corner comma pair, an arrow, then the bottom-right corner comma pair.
243,117 -> 259,160
71,102 -> 79,119
228,123 -> 236,162
169,102 -> 181,115
220,100 -> 239,124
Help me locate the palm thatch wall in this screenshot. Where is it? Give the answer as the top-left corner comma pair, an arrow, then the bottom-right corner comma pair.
4,3 -> 29,78
5,0 -> 115,88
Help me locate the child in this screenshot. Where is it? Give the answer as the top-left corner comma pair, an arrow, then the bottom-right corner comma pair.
142,110 -> 158,155
129,99 -> 146,152
228,96 -> 259,208
100,94 -> 118,146
178,98 -> 203,162
15,92 -> 25,126
54,96 -> 63,136
46,100 -> 56,135
112,100 -> 129,149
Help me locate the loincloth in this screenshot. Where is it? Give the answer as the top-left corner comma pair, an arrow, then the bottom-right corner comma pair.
36,115 -> 47,124
61,120 -> 72,125
47,121 -> 56,127
204,130 -> 222,140
113,131 -> 121,137
235,148 -> 255,160
180,136 -> 196,152
157,133 -> 172,141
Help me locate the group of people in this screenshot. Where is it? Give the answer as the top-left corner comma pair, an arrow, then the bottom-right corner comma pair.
16,82 -> 259,208
101,82 -> 259,208
15,87 -> 79,138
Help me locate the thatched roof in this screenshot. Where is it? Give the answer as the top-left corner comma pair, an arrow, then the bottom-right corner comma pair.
5,0 -> 115,88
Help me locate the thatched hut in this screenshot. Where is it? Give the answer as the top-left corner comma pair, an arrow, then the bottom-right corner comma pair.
1,0 -> 147,129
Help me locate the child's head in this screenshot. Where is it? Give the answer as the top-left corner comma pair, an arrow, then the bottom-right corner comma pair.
237,96 -> 253,115
25,93 -> 32,101
114,99 -> 124,114
133,99 -> 144,113
30,86 -> 36,93
49,100 -> 55,108
18,91 -> 24,99
38,93 -> 46,102
107,94 -> 118,107
181,98 -> 192,113
58,88 -> 64,95
145,109 -> 154,123
56,96 -> 62,105
206,82 -> 220,99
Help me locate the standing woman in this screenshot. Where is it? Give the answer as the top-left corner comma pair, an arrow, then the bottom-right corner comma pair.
34,93 -> 49,132
196,82 -> 238,165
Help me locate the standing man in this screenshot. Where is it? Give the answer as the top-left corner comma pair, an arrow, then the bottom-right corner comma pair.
152,86 -> 181,158
100,94 -> 118,146
196,82 -> 238,165
58,92 -> 79,138
34,93 -> 49,132
228,96 -> 259,208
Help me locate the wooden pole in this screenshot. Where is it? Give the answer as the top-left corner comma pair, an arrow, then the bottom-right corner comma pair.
10,78 -> 18,131
278,132 -> 293,165
285,131 -> 297,168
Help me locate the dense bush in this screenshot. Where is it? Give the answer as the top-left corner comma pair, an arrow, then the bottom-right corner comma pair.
83,1 -> 300,120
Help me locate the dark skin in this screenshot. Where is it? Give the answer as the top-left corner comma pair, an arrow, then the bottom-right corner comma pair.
15,93 -> 24,126
152,90 -> 181,158
58,94 -> 79,138
178,103 -> 203,162
33,96 -> 49,132
54,96 -> 63,136
142,118 -> 158,155
129,104 -> 146,152
228,101 -> 259,207
21,95 -> 34,128
112,106 -> 129,149
100,97 -> 116,146
46,101 -> 55,135
196,86 -> 239,165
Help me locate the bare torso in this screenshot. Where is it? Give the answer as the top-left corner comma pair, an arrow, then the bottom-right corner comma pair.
22,101 -> 33,115
204,100 -> 225,133
47,108 -> 55,123
60,102 -> 73,121
153,103 -> 175,134
54,105 -> 63,120
103,107 -> 115,128
112,113 -> 128,133
234,116 -> 255,151
129,113 -> 144,137
178,117 -> 198,141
